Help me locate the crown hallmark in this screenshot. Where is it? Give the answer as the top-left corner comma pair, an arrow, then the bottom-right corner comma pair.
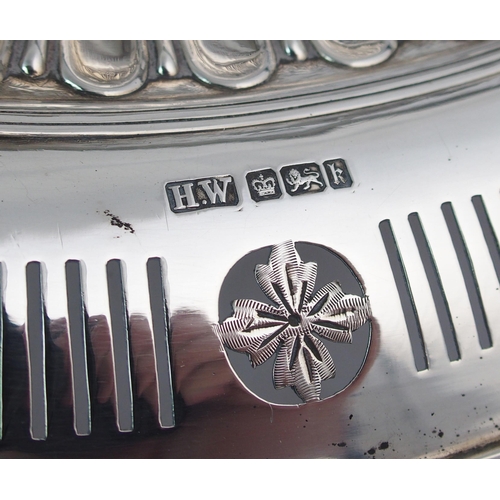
251,174 -> 276,196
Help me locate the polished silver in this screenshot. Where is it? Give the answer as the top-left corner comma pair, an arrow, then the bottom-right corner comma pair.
2,41 -> 500,458
214,240 -> 371,403
281,40 -> 308,61
0,262 -> 4,440
311,40 -> 398,68
180,40 -> 277,89
60,40 -> 149,96
472,195 -> 500,284
0,41 -> 12,81
0,42 -> 498,137
155,40 -> 179,77
20,40 -> 48,77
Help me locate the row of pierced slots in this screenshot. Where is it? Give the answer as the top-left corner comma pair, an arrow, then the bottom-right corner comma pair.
380,195 -> 500,371
0,258 -> 175,442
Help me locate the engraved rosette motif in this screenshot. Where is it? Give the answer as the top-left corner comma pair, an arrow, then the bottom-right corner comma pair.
214,241 -> 371,403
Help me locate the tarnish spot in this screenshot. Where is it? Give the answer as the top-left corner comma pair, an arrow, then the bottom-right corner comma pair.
103,210 -> 135,234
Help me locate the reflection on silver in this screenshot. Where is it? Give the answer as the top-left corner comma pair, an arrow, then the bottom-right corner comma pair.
0,40 -> 12,81
155,40 -> 179,77
65,260 -> 91,436
0,254 -> 177,441
214,241 -> 371,402
281,40 -> 308,61
0,262 -> 4,440
60,40 -> 149,96
106,259 -> 134,432
311,40 -> 397,68
2,41 -> 500,458
1,42 -> 498,136
26,261 -> 48,441
20,40 -> 48,77
147,258 -> 175,428
181,40 -> 276,89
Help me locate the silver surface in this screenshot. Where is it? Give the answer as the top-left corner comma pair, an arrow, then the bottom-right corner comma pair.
472,195 -> 500,283
60,41 -> 149,97
0,41 -> 12,82
155,41 -> 179,77
281,40 -> 308,61
311,40 -> 398,67
1,42 -> 500,457
0,262 -> 4,439
1,41 -> 496,137
214,240 -> 371,403
20,40 -> 48,77
180,40 -> 277,89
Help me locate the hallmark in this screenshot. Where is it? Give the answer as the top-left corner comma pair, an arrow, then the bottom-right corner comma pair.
280,163 -> 326,196
165,175 -> 239,213
246,169 -> 282,202
323,158 -> 353,189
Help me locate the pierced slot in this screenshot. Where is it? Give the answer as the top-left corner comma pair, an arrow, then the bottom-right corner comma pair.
441,202 -> 492,349
106,259 -> 133,433
408,213 -> 460,362
146,257 -> 175,429
379,219 -> 428,371
65,260 -> 91,436
26,261 -> 48,440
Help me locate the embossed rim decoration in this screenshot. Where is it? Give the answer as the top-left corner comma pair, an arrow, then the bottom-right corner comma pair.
311,40 -> 398,68
0,41 -> 499,137
180,40 -> 277,90
60,41 -> 149,97
214,241 -> 372,405
0,40 -> 12,81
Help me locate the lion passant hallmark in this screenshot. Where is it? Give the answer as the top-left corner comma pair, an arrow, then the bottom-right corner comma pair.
280,163 -> 326,196
165,158 -> 353,213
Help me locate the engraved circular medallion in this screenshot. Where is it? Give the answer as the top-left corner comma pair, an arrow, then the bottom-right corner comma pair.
213,240 -> 372,405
